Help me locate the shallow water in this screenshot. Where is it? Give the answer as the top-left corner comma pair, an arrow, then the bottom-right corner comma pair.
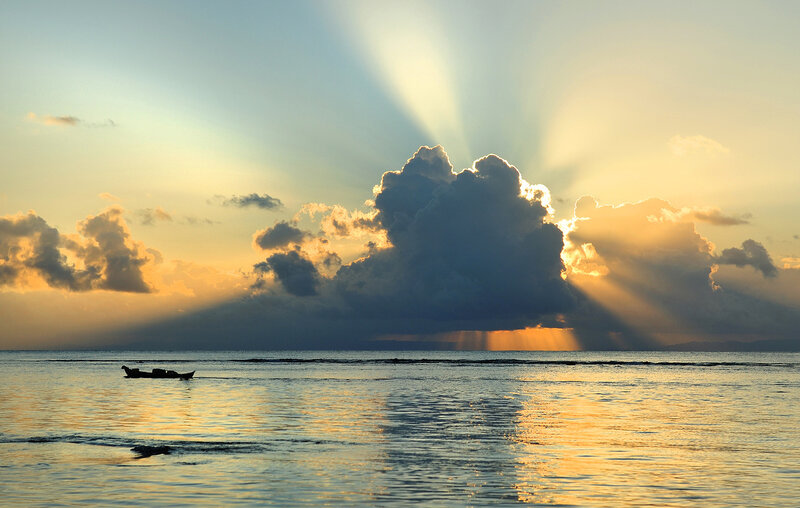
1,351 -> 799,506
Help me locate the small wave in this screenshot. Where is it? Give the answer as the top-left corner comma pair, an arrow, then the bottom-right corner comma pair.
0,434 -> 340,455
239,358 -> 797,368
30,357 -> 798,368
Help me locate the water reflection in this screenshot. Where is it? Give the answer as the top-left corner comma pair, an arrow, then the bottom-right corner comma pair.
1,352 -> 799,505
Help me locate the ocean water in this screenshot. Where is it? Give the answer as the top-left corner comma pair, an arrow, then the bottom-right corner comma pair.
1,351 -> 799,506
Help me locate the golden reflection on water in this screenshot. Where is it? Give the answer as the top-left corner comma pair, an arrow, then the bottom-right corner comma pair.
508,367 -> 793,506
2,353 -> 800,506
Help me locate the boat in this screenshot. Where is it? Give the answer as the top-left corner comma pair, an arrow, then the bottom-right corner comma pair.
122,365 -> 194,380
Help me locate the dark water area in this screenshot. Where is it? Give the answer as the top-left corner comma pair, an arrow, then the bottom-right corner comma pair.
1,351 -> 799,505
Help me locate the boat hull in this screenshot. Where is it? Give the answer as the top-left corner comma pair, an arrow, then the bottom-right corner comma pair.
122,365 -> 194,380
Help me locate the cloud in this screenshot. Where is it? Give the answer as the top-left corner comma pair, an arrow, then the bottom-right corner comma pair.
669,135 -> 730,156
86,119 -> 116,128
0,207 -> 154,293
219,193 -> 283,210
332,146 -> 573,323
253,221 -> 310,250
0,212 -> 85,290
135,208 -> 216,227
71,147 -> 799,351
72,207 -> 153,292
136,207 -> 173,226
783,258 -> 800,270
181,216 -> 217,226
562,196 -> 792,346
717,239 -> 778,277
26,113 -> 116,128
689,207 -> 751,226
295,203 -> 378,238
254,249 -> 320,296
27,112 -> 80,126
98,192 -> 120,202
565,196 -> 718,296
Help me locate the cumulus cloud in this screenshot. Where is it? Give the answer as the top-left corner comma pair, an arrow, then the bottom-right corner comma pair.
77,146 -> 798,351
243,146 -> 572,336
253,221 -> 310,250
0,207 -> 154,293
566,197 -> 775,287
295,203 -> 378,238
219,193 -> 283,210
0,212 -> 85,290
562,196 -> 793,347
669,135 -> 730,156
254,249 -> 320,296
717,239 -> 777,277
76,207 -> 153,292
566,196 -> 717,293
332,146 -> 573,322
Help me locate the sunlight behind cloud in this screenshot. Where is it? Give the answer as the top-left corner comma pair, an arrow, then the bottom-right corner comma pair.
331,1 -> 469,160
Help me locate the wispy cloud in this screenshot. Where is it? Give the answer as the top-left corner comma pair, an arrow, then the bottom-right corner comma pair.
783,257 -> 800,270
217,193 -> 283,210
27,112 -> 80,126
133,207 -> 216,227
98,192 -> 120,202
689,207 -> 751,226
26,112 -> 116,128
136,207 -> 173,226
669,135 -> 730,157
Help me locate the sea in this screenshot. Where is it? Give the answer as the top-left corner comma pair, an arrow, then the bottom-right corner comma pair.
1,350 -> 799,506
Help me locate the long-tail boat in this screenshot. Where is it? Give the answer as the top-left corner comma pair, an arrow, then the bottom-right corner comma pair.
121,365 -> 194,380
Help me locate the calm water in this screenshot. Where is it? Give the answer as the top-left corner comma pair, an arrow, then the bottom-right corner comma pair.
1,351 -> 799,506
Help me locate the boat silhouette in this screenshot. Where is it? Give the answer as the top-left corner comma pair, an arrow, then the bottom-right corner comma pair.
121,365 -> 194,380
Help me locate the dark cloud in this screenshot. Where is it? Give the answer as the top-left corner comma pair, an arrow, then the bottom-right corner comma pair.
321,252 -> 342,270
0,212 -> 86,290
76,207 -> 152,292
717,239 -> 778,277
333,147 -> 573,323
253,221 -> 310,250
82,147 -> 799,351
0,208 -> 153,293
691,208 -> 751,226
220,193 -> 283,210
255,249 -> 320,296
148,145 -> 574,349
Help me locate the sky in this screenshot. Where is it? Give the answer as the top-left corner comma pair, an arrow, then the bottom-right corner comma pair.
1,0 -> 799,350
